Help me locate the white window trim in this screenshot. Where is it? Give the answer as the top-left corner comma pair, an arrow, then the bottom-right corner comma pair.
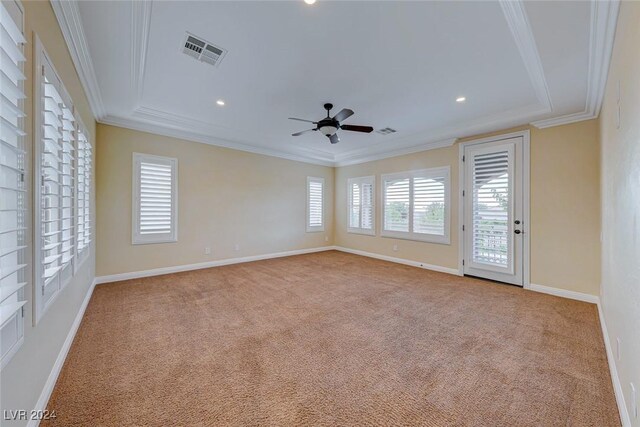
347,175 -> 375,236
381,166 -> 451,245
132,153 -> 178,245
306,176 -> 324,233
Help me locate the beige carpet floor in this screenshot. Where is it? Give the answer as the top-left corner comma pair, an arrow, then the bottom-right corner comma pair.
44,251 -> 619,426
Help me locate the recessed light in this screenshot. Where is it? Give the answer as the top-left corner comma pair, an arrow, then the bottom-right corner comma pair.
216,99 -> 225,106
456,96 -> 466,103
304,0 -> 316,4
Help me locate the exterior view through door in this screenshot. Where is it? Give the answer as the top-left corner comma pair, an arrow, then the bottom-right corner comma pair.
462,132 -> 529,286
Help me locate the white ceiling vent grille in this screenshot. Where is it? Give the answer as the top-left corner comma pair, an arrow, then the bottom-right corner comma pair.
182,33 -> 227,67
376,127 -> 397,135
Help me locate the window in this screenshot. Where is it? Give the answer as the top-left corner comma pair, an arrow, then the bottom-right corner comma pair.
0,0 -> 26,368
348,176 -> 375,235
132,153 -> 178,244
75,121 -> 91,268
381,167 -> 450,244
35,36 -> 77,323
306,177 -> 324,232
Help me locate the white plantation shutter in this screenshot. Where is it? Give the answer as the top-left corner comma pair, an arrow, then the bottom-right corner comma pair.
413,176 -> 445,236
382,167 -> 450,244
35,41 -> 77,322
59,94 -> 75,268
306,177 -> 324,232
361,182 -> 373,230
75,124 -> 91,265
383,176 -> 410,232
1,0 -> 26,367
348,176 -> 375,235
133,153 -> 178,244
349,182 -> 360,228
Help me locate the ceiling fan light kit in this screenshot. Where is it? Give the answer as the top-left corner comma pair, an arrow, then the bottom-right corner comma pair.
289,103 -> 374,144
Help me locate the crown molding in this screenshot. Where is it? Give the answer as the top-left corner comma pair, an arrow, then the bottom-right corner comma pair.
50,0 -> 106,120
531,0 -> 619,128
335,101 -> 546,167
334,138 -> 457,167
132,105 -> 335,161
529,110 -> 598,129
119,101 -> 543,168
100,114 -> 336,167
499,0 -> 552,112
131,0 -> 153,109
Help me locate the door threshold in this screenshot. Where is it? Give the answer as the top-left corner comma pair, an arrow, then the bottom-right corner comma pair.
463,274 -> 523,288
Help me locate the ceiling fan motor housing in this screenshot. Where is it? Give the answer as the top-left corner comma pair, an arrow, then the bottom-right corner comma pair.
318,118 -> 338,136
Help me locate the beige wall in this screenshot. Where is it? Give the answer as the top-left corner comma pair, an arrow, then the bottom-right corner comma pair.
529,121 -> 600,295
599,1 -> 640,424
0,1 -> 96,425
96,124 -> 334,276
335,120 -> 601,295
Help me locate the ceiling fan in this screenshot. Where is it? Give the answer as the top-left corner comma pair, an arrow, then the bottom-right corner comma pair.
289,103 -> 374,144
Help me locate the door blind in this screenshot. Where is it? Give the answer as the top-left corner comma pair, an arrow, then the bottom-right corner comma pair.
76,126 -> 91,259
0,0 -> 26,366
471,151 -> 510,266
306,177 -> 324,231
133,153 -> 177,244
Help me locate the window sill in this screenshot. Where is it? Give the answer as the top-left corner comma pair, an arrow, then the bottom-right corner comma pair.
132,237 -> 178,245
306,227 -> 325,233
347,228 -> 376,236
380,231 -> 450,245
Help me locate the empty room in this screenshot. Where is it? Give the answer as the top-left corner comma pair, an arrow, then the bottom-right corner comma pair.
1,0 -> 639,425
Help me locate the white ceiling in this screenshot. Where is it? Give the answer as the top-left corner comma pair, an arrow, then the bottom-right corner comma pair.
57,0 -> 618,166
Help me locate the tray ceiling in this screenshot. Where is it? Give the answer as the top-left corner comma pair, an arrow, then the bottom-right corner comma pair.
53,0 -> 619,166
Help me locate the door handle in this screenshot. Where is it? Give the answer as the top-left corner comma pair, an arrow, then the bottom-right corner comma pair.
514,229 -> 522,234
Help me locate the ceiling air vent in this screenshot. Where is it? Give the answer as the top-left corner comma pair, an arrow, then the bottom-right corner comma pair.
376,127 -> 397,135
182,33 -> 227,67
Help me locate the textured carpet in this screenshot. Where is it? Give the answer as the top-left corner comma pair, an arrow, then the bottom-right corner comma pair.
44,251 -> 619,426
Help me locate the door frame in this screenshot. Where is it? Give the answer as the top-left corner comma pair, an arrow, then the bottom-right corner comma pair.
457,130 -> 531,288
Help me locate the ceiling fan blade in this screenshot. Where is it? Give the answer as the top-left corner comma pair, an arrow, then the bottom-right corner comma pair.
288,117 -> 317,124
340,124 -> 374,133
329,133 -> 340,144
292,129 -> 316,136
333,108 -> 354,122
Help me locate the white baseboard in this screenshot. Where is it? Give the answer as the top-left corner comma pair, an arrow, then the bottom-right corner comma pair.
27,277 -> 97,427
333,246 -> 460,276
527,283 -> 629,425
597,301 -> 631,427
95,246 -> 337,284
528,283 -> 600,304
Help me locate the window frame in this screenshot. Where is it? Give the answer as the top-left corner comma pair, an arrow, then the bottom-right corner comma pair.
132,153 -> 178,245
347,175 -> 376,236
306,176 -> 325,233
381,166 -> 451,245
